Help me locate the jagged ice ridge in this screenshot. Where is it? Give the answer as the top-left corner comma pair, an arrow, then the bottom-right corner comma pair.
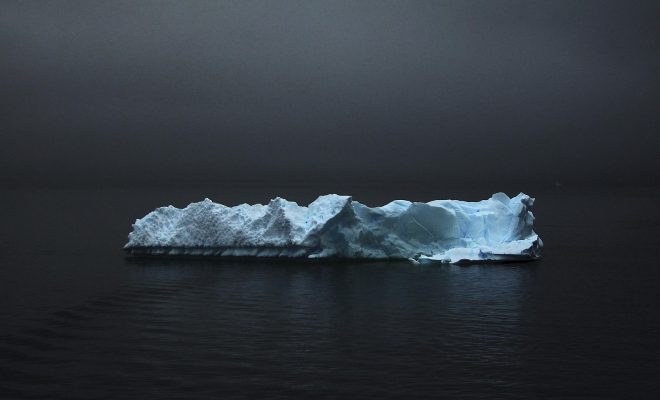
124,193 -> 542,264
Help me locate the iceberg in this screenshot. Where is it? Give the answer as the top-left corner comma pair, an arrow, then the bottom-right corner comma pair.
124,193 -> 542,264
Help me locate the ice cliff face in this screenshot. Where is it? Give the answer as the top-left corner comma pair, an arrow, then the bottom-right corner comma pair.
125,193 -> 542,264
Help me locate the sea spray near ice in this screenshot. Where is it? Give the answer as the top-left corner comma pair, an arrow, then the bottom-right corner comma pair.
124,193 -> 542,263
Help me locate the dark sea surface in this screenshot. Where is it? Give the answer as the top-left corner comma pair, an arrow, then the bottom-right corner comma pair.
1,185 -> 659,399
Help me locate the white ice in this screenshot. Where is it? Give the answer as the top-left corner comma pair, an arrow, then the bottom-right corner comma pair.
124,193 -> 542,264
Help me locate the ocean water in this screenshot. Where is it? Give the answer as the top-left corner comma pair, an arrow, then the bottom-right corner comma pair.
1,185 -> 659,399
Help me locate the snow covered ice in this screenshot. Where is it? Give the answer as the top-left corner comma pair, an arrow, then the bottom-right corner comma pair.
124,193 -> 542,264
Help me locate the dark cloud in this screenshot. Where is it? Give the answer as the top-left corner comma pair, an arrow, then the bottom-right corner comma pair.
1,0 -> 659,186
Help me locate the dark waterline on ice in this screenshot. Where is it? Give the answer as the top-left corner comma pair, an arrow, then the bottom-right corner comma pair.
1,185 -> 659,399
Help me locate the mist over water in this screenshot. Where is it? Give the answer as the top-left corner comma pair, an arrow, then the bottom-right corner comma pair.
2,1 -> 660,187
1,185 -> 659,399
0,0 -> 660,400
3,0 -> 660,397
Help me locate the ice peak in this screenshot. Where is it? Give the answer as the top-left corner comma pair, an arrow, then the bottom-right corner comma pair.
125,193 -> 542,263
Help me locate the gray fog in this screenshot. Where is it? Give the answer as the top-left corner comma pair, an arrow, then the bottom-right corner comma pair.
2,0 -> 659,187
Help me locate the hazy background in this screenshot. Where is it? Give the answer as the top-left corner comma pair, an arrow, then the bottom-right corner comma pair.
2,4 -> 660,398
1,0 -> 659,187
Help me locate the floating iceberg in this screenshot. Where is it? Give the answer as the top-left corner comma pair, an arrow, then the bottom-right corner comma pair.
124,193 -> 542,264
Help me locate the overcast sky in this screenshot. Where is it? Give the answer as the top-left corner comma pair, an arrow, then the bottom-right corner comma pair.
1,0 -> 659,187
